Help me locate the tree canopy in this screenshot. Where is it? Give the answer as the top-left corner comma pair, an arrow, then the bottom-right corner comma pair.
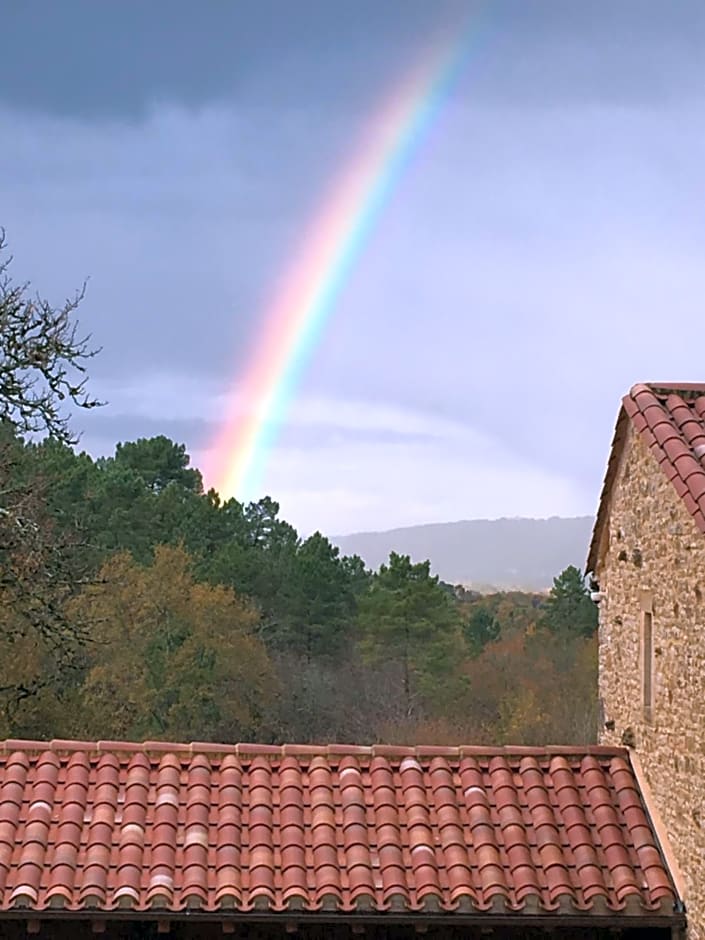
358,553 -> 465,717
114,436 -> 203,494
0,427 -> 599,744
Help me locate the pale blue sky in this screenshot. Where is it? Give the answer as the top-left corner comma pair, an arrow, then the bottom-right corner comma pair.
2,1 -> 705,533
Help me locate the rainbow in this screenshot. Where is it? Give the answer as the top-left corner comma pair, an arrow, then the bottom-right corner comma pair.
208,16 -> 486,503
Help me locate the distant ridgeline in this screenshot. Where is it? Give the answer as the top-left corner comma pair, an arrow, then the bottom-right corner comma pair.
333,516 -> 594,591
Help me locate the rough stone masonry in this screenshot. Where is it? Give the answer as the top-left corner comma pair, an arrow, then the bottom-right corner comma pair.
594,422 -> 705,939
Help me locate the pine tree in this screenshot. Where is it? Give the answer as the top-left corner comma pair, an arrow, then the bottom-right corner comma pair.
357,553 -> 462,717
539,565 -> 597,638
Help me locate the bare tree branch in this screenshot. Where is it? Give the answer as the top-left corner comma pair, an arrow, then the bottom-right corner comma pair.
0,229 -> 103,445
0,229 -> 103,710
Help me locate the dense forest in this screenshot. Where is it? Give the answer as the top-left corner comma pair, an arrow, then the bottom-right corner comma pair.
0,233 -> 598,746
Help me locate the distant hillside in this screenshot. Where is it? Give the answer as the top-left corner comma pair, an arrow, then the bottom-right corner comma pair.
333,516 -> 594,591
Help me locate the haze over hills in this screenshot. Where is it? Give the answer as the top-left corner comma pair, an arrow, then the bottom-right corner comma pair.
333,516 -> 595,591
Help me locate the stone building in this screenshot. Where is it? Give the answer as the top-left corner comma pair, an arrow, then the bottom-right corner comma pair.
588,382 -> 705,939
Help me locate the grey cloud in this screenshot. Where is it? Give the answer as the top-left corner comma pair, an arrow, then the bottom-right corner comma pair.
3,1 -> 705,533
77,412 -> 216,459
3,2 -> 705,121
0,105 -> 359,382
6,89 -> 703,517
1,1 -> 464,119
277,423 -> 441,450
298,100 -> 705,493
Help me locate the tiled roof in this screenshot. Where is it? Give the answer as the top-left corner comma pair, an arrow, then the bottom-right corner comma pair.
0,740 -> 680,923
588,382 -> 705,572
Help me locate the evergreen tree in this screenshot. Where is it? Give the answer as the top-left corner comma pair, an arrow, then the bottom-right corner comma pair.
114,435 -> 202,494
463,605 -> 501,658
357,553 -> 462,717
539,565 -> 597,638
284,532 -> 357,659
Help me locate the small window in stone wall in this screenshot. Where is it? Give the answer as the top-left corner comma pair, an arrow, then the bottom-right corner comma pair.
642,610 -> 654,721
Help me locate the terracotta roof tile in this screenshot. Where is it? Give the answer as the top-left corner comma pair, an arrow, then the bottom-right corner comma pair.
588,382 -> 705,572
0,740 -> 681,924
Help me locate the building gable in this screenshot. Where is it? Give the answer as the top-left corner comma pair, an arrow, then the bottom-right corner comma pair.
588,383 -> 705,575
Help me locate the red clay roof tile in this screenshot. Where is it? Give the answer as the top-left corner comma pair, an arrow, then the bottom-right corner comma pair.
0,740 -> 680,923
588,382 -> 705,572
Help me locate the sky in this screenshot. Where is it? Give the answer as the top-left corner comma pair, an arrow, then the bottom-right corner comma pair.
2,1 -> 705,535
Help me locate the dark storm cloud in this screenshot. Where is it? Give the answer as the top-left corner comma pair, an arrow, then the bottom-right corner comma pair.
1,0 -> 462,118
0,104 -> 353,382
3,1 -> 705,120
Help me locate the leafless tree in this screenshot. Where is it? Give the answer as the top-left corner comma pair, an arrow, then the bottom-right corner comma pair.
0,229 -> 101,716
0,229 -> 101,444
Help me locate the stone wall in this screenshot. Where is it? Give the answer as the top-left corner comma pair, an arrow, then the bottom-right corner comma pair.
596,423 -> 705,938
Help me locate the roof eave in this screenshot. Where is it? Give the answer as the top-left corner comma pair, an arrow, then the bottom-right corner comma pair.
586,402 -> 631,575
0,909 -> 686,929
629,748 -> 688,904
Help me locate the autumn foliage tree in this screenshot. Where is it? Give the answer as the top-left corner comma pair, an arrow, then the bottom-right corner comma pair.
69,545 -> 274,741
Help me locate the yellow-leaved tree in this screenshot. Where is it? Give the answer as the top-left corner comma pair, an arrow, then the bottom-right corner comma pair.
69,545 -> 275,741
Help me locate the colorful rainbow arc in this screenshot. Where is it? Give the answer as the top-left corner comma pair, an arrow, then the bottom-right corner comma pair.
208,16 -> 486,503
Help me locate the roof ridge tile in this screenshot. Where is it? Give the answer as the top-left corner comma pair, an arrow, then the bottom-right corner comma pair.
0,739 -> 635,759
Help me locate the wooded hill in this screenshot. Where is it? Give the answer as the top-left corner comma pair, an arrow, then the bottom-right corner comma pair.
333,516 -> 594,591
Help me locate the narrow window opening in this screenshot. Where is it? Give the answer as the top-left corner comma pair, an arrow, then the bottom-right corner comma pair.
642,611 -> 653,721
